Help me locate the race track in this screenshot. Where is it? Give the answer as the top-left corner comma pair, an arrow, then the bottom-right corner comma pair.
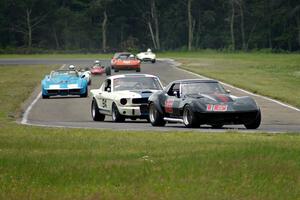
2,58 -> 300,132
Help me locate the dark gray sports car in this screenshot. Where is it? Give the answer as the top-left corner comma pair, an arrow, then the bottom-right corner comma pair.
148,79 -> 261,129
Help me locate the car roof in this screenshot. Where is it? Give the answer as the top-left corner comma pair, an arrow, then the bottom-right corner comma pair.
171,79 -> 218,84
109,74 -> 158,79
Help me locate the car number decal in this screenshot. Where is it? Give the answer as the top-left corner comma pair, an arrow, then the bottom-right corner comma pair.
165,99 -> 174,113
68,84 -> 78,89
102,99 -> 107,108
123,61 -> 130,64
206,104 -> 228,112
49,84 -> 60,89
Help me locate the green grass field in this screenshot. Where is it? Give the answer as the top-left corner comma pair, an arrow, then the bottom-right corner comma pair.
0,58 -> 300,199
161,51 -> 300,108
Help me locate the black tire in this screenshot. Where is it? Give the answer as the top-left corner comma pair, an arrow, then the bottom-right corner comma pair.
88,80 -> 91,85
149,102 -> 166,126
42,94 -> 49,99
111,103 -> 125,122
136,68 -> 141,72
91,99 -> 105,121
151,59 -> 156,63
244,110 -> 261,129
80,87 -> 88,97
183,105 -> 199,128
105,66 -> 111,76
211,124 -> 223,129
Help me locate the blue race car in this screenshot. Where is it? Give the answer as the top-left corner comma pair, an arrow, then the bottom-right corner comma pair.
41,70 -> 88,99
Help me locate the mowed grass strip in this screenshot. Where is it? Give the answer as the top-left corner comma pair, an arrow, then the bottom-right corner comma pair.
0,64 -> 300,199
159,51 -> 300,108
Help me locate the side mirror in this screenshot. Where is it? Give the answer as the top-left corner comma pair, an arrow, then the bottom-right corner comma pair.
81,74 -> 86,79
226,89 -> 231,94
173,91 -> 180,98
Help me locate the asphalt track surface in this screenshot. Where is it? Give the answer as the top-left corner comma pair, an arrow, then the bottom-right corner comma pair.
2,58 -> 300,132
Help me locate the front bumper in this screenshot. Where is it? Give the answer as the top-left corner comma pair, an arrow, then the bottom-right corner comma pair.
114,65 -> 140,70
43,87 -> 86,96
196,111 -> 260,125
117,104 -> 148,117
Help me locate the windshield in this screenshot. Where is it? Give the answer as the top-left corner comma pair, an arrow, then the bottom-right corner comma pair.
181,82 -> 226,95
50,70 -> 78,78
118,54 -> 132,60
113,77 -> 162,91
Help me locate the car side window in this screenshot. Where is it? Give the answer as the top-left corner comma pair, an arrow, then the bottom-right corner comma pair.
104,79 -> 111,92
167,83 -> 180,96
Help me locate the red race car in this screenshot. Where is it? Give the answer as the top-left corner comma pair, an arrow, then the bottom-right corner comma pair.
91,60 -> 111,76
111,52 -> 141,72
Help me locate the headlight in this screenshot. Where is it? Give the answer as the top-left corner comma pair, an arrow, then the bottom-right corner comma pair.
120,98 -> 127,105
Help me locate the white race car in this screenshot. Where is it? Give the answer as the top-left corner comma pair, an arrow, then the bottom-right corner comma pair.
136,49 -> 156,63
90,74 -> 163,122
78,68 -> 92,85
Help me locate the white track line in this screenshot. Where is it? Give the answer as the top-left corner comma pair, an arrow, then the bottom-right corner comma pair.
163,58 -> 300,112
21,64 -> 66,125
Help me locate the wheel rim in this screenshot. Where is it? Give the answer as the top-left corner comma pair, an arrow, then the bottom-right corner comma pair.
183,108 -> 191,125
112,106 -> 116,121
149,104 -> 157,123
92,101 -> 96,118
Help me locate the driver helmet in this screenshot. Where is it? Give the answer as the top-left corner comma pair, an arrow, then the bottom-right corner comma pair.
147,48 -> 152,52
94,60 -> 100,64
129,54 -> 135,59
69,65 -> 76,70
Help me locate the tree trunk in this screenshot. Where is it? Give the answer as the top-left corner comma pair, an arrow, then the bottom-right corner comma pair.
187,0 -> 193,51
230,0 -> 235,51
102,10 -> 108,52
148,21 -> 157,49
26,9 -> 32,49
53,26 -> 60,49
238,0 -> 246,50
150,0 -> 160,50
296,16 -> 300,48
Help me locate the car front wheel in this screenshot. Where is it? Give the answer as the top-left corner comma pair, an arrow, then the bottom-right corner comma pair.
112,103 -> 125,122
244,110 -> 261,129
91,99 -> 105,121
183,105 -> 199,128
149,103 -> 166,126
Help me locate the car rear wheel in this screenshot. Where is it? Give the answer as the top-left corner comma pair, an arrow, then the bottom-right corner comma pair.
244,110 -> 261,129
105,66 -> 111,76
91,99 -> 105,121
183,105 -> 199,128
149,103 -> 166,126
136,68 -> 141,72
112,103 -> 125,122
151,59 -> 156,63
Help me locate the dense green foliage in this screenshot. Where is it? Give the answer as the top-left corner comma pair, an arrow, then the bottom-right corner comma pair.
1,65 -> 300,200
1,0 -> 300,52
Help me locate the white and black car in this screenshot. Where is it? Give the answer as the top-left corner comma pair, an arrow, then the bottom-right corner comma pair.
91,74 -> 163,122
136,49 -> 156,63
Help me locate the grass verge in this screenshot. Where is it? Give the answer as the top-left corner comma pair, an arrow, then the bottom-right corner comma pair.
0,63 -> 300,200
159,51 -> 300,108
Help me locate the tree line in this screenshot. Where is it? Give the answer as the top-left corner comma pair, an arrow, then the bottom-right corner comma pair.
1,0 -> 300,52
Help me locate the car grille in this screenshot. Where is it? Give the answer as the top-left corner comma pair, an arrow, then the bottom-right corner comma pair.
140,105 -> 148,115
132,97 -> 148,104
47,89 -> 81,95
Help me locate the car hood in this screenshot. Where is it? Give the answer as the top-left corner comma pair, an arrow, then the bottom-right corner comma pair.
185,93 -> 259,111
45,75 -> 81,85
185,93 -> 234,103
113,90 -> 159,98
